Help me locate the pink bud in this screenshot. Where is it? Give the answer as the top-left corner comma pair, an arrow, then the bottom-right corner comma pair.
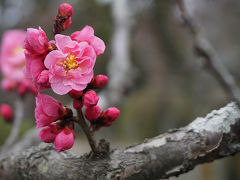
82,91 -> 99,107
24,27 -> 48,55
0,104 -> 14,122
102,107 -> 120,127
35,93 -> 64,128
37,70 -> 50,88
69,89 -> 83,99
94,75 -> 108,89
1,79 -> 16,91
62,17 -> 72,31
17,83 -> 28,97
58,3 -> 73,17
85,105 -> 101,122
38,123 -> 59,143
54,127 -> 75,152
73,99 -> 83,110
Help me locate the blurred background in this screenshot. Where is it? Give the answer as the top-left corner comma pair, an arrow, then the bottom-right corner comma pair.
1,0 -> 240,179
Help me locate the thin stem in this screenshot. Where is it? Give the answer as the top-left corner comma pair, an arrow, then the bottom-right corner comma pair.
175,0 -> 240,106
76,109 -> 98,153
1,97 -> 24,154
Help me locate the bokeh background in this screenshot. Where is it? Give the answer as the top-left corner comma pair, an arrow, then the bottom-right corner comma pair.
1,0 -> 240,179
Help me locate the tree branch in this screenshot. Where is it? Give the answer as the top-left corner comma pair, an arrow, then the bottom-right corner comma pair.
1,102 -> 240,179
175,0 -> 240,106
0,97 -> 24,155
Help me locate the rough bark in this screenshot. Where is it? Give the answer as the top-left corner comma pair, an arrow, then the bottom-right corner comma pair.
1,102 -> 240,179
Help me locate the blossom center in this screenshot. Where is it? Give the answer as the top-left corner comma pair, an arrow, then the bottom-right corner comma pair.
12,46 -> 24,55
60,54 -> 78,74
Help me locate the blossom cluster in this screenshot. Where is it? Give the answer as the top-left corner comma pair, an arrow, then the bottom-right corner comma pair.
0,30 -> 37,96
26,3 -> 120,152
36,94 -> 75,152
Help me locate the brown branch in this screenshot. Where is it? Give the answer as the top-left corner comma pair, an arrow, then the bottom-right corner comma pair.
0,97 -> 24,155
76,109 -> 99,153
175,0 -> 240,106
1,102 -> 240,179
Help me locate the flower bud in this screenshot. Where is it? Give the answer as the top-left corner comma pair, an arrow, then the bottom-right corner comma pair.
54,126 -> 75,152
73,99 -> 83,110
24,27 -> 48,55
82,91 -> 99,107
35,93 -> 64,128
90,75 -> 108,89
37,70 -> 49,84
69,89 -> 83,99
17,83 -> 28,97
1,79 -> 16,91
85,105 -> 101,122
0,104 -> 14,122
102,107 -> 120,127
38,123 -> 59,143
37,70 -> 50,88
58,3 -> 73,17
62,17 -> 72,31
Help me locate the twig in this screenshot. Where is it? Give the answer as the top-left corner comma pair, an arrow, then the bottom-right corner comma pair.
0,97 -> 24,154
175,0 -> 240,106
76,109 -> 98,153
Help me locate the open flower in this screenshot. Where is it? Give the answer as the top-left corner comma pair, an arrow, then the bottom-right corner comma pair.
0,30 -> 26,81
71,26 -> 105,56
44,34 -> 96,95
35,93 -> 65,128
0,30 -> 37,93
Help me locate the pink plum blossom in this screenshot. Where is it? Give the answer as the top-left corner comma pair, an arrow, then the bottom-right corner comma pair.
58,3 -> 73,17
85,105 -> 101,122
0,30 -> 26,81
24,27 -> 48,56
38,123 -> 59,143
82,90 -> 99,107
35,93 -> 65,128
36,70 -> 50,88
0,30 -> 37,93
71,26 -> 105,56
102,107 -> 120,127
24,54 -> 46,90
69,89 -> 83,99
1,79 -> 16,91
0,104 -> 13,122
89,74 -> 108,89
24,27 -> 49,91
44,34 -> 96,95
54,127 -> 75,152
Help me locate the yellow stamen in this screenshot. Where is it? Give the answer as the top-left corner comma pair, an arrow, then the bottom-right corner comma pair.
60,54 -> 79,75
12,46 -> 24,55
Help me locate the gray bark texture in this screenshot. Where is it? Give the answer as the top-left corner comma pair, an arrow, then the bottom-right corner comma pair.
1,102 -> 240,180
